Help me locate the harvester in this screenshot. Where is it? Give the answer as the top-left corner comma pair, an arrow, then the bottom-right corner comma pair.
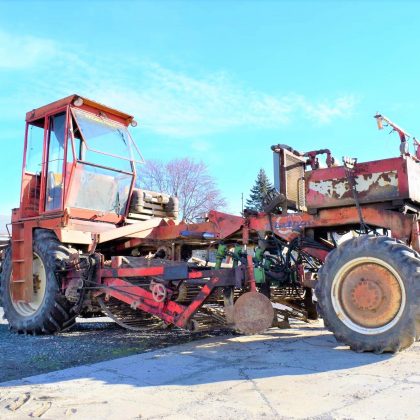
0,95 -> 419,353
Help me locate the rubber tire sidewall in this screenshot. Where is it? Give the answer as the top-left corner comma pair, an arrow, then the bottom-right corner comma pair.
316,236 -> 418,352
0,231 -> 69,333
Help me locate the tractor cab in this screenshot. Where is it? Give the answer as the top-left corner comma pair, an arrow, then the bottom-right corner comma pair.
21,95 -> 177,225
23,95 -> 141,223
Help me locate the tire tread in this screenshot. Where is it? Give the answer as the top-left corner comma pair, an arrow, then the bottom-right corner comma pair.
0,228 -> 76,334
316,235 -> 420,353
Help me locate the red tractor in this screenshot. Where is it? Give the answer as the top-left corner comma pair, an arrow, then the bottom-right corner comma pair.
1,95 -> 419,354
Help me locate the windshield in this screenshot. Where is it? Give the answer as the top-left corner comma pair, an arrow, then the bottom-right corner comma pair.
72,108 -> 139,172
67,163 -> 132,215
68,108 -> 143,216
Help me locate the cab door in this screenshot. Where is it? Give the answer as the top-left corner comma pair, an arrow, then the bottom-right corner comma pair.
44,112 -> 67,212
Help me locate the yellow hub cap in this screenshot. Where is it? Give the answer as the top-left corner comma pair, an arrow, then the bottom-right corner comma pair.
11,253 -> 47,317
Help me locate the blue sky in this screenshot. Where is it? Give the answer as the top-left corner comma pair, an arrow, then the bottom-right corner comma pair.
1,0 -> 420,216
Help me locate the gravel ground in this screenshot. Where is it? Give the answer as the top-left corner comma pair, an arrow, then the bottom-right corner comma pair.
0,307 -> 233,383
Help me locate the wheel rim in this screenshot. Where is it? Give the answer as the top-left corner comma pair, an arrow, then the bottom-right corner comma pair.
10,253 -> 47,317
331,257 -> 406,335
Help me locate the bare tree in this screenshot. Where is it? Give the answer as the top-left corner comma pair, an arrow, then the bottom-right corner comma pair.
139,158 -> 227,221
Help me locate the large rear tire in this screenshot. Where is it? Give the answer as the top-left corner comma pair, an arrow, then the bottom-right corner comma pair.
0,229 -> 76,334
316,235 -> 420,353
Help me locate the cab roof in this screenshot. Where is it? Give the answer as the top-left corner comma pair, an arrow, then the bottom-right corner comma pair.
25,94 -> 134,125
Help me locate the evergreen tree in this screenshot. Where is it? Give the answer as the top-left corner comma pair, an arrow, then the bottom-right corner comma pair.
246,169 -> 274,211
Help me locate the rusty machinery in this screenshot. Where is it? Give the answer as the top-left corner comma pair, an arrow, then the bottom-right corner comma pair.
0,95 -> 419,354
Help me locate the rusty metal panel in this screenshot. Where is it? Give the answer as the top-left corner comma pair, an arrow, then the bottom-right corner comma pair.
305,157 -> 419,210
274,148 -> 306,210
407,157 -> 420,204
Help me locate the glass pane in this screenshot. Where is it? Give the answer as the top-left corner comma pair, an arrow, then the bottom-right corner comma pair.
72,108 -> 135,172
85,149 -> 132,172
45,113 -> 66,211
134,162 -> 143,188
67,163 -> 132,215
71,109 -> 148,174
131,134 -> 145,163
25,123 -> 44,174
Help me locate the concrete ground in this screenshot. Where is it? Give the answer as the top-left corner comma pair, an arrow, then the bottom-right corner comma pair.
0,321 -> 419,420
0,308 -> 231,383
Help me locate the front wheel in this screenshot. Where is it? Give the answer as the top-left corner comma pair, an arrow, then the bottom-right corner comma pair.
0,229 -> 76,334
316,236 -> 420,353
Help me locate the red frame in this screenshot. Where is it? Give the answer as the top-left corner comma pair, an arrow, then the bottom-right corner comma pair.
90,257 -> 242,328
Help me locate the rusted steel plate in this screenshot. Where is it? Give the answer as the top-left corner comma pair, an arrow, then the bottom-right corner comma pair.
308,170 -> 398,204
248,206 -> 415,245
407,157 -> 420,204
305,157 -> 419,209
233,291 -> 274,334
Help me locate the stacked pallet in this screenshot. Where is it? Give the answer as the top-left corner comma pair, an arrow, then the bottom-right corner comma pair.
129,189 -> 179,221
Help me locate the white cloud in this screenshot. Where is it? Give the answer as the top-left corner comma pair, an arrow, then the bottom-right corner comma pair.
290,94 -> 358,124
0,31 -> 58,70
83,64 -> 358,137
0,31 -> 359,137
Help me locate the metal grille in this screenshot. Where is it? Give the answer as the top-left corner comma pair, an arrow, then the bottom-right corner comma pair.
283,150 -> 306,210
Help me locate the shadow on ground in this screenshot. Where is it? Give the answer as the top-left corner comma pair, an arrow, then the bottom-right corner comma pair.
0,319 -> 233,383
1,319 -> 394,389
